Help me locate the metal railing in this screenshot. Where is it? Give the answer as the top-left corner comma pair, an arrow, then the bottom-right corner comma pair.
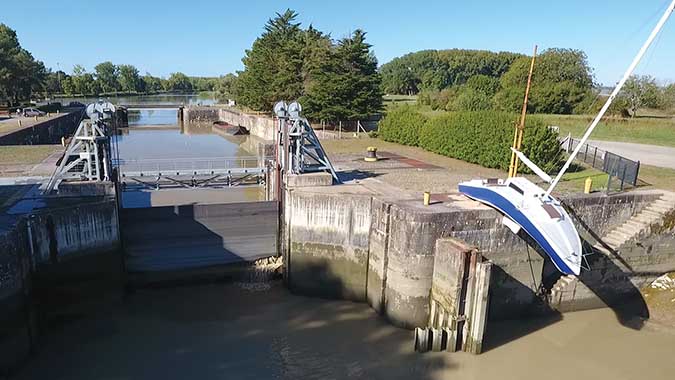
561,136 -> 640,189
113,156 -> 267,176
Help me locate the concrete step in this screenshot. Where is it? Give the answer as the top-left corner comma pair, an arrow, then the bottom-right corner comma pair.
593,243 -> 612,254
605,234 -> 630,246
634,215 -> 659,224
625,220 -> 647,229
640,210 -> 663,218
615,226 -> 638,237
646,204 -> 673,213
603,236 -> 624,248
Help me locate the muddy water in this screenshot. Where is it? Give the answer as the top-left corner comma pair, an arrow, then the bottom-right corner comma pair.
15,282 -> 675,380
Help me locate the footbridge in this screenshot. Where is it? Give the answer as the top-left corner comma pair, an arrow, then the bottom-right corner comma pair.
114,156 -> 270,191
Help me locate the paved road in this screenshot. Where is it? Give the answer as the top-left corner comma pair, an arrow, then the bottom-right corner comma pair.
588,140 -> 675,170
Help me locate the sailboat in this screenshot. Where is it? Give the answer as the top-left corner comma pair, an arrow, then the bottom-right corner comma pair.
459,0 -> 675,276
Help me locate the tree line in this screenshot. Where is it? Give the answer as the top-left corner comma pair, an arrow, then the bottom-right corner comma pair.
382,47 -> 675,116
1,23 -> 231,105
232,9 -> 383,121
53,63 -> 219,96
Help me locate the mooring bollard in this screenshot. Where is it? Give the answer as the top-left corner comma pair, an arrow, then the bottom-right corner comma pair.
584,177 -> 593,194
423,191 -> 431,206
364,146 -> 378,162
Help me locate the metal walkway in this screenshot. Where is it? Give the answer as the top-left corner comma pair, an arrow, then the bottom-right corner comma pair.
114,156 -> 270,191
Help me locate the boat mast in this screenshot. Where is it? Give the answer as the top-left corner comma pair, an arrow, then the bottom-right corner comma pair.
508,45 -> 537,178
545,0 -> 675,197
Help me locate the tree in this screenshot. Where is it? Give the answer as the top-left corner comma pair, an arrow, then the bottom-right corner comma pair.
216,73 -> 238,99
165,72 -> 193,92
66,65 -> 99,95
94,61 -> 119,93
496,48 -> 594,114
302,30 -> 383,120
618,75 -> 660,117
44,70 -> 68,95
235,9 -> 305,111
118,64 -> 142,93
143,73 -> 164,93
380,49 -> 522,95
0,23 -> 47,104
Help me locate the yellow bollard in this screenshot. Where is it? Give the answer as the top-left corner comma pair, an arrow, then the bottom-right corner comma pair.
423,191 -> 431,206
584,177 -> 593,194
364,146 -> 378,162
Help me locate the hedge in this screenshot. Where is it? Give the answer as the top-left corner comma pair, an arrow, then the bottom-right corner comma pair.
378,105 -> 428,146
379,108 -> 560,172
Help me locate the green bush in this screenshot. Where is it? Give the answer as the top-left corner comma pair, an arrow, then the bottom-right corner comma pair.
419,111 -> 560,171
378,108 -> 560,172
378,105 -> 428,146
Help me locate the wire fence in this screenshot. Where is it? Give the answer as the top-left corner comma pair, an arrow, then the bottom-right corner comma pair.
561,136 -> 640,190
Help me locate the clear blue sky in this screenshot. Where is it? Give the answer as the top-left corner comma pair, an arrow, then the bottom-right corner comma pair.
2,0 -> 674,85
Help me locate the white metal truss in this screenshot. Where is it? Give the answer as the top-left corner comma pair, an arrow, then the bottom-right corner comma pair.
44,101 -> 116,194
274,101 -> 338,181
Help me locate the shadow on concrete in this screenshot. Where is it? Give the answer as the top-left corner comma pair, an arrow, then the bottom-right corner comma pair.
337,169 -> 383,183
564,205 -> 649,329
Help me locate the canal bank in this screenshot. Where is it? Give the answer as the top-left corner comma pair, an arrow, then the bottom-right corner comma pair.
0,110 -> 84,146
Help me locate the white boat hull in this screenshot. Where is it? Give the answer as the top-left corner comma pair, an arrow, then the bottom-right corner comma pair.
459,177 -> 582,276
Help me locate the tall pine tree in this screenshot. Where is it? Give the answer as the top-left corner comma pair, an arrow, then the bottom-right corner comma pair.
303,30 -> 383,121
236,10 -> 305,111
235,11 -> 382,120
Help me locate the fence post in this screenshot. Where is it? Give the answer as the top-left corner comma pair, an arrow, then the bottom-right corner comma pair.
339,120 -> 342,139
592,147 -> 597,168
620,162 -> 627,191
584,144 -> 589,162
634,161 -> 640,186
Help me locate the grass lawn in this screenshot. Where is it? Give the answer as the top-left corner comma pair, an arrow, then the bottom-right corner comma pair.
540,114 -> 675,147
0,145 -> 62,165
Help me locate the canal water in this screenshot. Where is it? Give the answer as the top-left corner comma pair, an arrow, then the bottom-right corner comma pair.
14,281 -> 675,380
112,97 -> 265,207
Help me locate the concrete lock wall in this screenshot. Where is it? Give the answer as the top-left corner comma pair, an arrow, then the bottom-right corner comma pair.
218,108 -> 276,141
285,187 -> 372,301
285,187 -> 675,330
0,220 -> 36,375
29,200 -> 120,264
0,111 -> 84,145
0,196 -> 119,373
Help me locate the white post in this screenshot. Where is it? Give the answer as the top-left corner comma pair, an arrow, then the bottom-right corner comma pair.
546,0 -> 675,197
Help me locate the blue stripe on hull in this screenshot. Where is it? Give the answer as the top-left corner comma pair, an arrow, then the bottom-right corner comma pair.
459,184 -> 575,275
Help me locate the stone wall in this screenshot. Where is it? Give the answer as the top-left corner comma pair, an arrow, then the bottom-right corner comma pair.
285,187 -> 675,328
0,110 -> 83,145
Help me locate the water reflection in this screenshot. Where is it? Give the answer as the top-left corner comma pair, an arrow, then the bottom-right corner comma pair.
113,98 -> 265,204
115,108 -> 248,160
